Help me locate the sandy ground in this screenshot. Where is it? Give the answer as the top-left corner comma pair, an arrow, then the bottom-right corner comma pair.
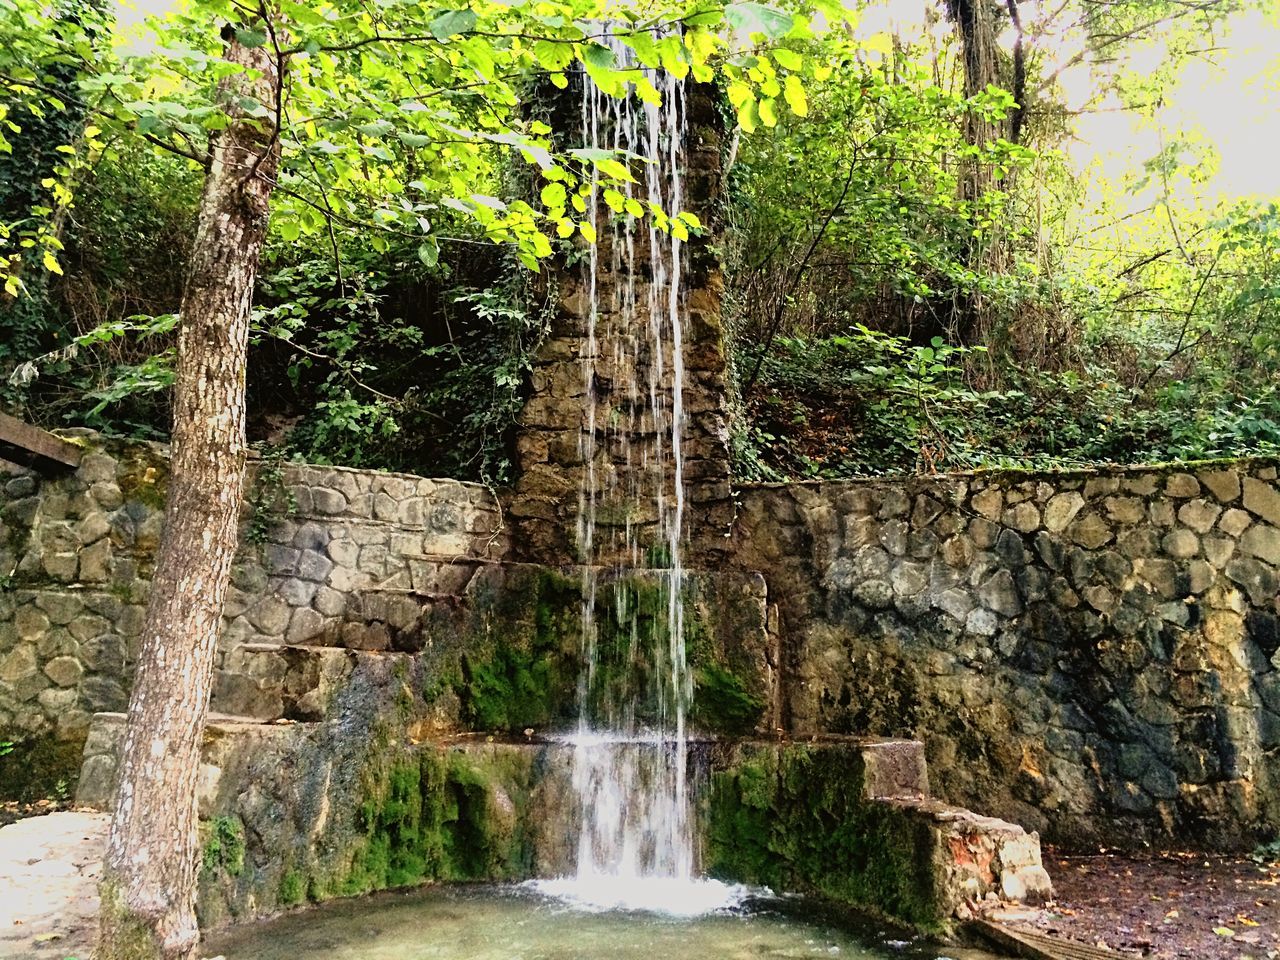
0,811 -> 107,960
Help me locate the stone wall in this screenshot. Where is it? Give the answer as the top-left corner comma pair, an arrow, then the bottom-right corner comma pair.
733,460 -> 1280,848
0,435 -> 505,796
510,81 -> 736,566
8,433 -> 1280,850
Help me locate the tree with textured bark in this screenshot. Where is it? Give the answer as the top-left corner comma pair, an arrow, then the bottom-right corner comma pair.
95,23 -> 282,959
4,0 -> 817,955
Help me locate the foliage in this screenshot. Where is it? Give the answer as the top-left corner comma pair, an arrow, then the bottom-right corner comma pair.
1,0 -> 826,476
245,447 -> 297,545
0,0 -> 108,342
2,0 -> 1276,480
201,816 -> 246,877
725,0 -> 1280,480
725,25 -> 1035,351
734,324 -> 1280,479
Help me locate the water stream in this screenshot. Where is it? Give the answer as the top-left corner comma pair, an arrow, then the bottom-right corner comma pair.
531,35 -> 722,913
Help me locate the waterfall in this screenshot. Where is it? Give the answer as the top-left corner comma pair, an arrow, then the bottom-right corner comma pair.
531,34 -> 744,916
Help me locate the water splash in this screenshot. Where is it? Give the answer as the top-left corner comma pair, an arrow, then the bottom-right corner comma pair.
531,32 -> 731,914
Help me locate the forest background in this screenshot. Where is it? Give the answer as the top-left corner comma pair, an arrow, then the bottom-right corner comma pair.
3,0 -> 1279,483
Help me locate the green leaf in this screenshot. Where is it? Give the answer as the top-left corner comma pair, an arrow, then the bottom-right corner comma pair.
758,97 -> 777,127
772,48 -> 802,71
582,43 -> 617,70
417,238 -> 440,267
429,8 -> 478,40
540,182 -> 566,209
725,2 -> 794,39
596,158 -> 635,182
783,74 -> 807,116
533,39 -> 573,71
234,27 -> 268,48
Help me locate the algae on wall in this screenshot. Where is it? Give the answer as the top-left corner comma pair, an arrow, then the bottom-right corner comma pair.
704,742 -> 945,930
421,565 -> 772,737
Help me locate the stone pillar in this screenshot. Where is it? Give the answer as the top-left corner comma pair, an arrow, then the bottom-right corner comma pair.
509,80 -> 734,567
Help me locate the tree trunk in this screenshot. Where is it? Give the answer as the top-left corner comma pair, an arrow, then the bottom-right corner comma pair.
947,0 -> 1001,204
944,0 -> 1004,352
97,27 -> 281,960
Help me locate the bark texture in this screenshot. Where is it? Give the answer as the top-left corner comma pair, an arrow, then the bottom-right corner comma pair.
97,29 -> 282,960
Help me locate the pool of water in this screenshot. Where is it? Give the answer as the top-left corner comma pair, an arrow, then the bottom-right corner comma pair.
204,884 -> 1004,960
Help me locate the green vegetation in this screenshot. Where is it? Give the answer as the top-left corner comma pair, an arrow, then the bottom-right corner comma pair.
0,0 -> 821,483
5,2 -> 1273,482
294,746 -> 532,901
706,744 -> 945,930
725,0 -> 1280,479
201,816 -> 246,878
446,567 -> 582,731
691,664 -> 767,736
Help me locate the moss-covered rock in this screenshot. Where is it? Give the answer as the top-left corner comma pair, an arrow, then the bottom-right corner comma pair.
420,565 -> 772,737
705,742 -> 946,931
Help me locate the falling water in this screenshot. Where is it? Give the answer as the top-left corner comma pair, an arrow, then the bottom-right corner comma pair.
531,34 -> 745,915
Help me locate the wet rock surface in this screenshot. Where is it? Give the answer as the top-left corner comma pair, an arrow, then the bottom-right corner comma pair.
734,460 -> 1280,849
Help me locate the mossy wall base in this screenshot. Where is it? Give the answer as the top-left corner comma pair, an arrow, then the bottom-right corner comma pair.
705,739 -> 1051,932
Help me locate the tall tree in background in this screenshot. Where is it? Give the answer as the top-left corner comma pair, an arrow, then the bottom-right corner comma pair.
96,23 -> 281,959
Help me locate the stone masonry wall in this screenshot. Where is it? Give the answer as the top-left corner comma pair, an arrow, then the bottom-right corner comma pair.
733,460 -> 1280,849
7,431 -> 1280,850
510,81 -> 736,566
0,434 -> 506,796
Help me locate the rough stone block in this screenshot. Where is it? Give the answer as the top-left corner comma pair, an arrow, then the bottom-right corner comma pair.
971,487 -> 1003,521
1165,473 -> 1201,498
1068,512 -> 1113,549
1199,469 -> 1241,503
1243,478 -> 1280,527
1162,528 -> 1200,559
43,656 -> 83,688
1241,525 -> 1280,565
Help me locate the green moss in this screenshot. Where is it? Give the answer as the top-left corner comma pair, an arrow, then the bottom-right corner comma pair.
705,744 -> 945,932
201,816 -> 246,878
279,870 -> 307,906
440,567 -> 583,732
97,877 -> 169,960
692,663 -> 767,735
0,735 -> 83,802
335,745 -> 532,897
426,566 -> 768,736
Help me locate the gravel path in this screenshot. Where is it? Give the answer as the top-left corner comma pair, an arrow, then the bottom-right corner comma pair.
0,811 -> 107,960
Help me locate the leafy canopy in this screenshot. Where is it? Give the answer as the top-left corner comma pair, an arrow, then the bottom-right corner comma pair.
1,0 -> 826,283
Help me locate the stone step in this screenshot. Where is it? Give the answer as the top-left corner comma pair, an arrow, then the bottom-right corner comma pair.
969,919 -> 1119,959
856,736 -> 931,799
886,796 -> 1055,911
75,711 -> 315,812
213,642 -> 414,722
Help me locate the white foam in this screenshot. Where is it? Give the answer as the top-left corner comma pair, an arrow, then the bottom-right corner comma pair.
525,876 -> 758,917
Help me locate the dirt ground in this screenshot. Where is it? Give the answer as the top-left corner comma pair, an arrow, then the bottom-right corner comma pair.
1009,847 -> 1280,959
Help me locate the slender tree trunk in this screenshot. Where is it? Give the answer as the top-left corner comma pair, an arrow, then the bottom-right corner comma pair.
943,0 -> 1005,352
97,26 -> 281,960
